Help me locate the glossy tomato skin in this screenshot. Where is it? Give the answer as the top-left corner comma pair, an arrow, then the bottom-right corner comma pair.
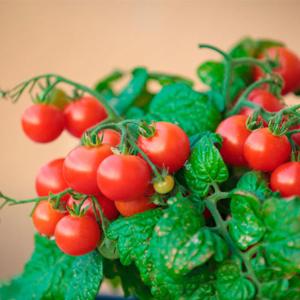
115,195 -> 156,217
254,47 -> 300,95
32,201 -> 66,237
270,162 -> 300,197
21,104 -> 65,143
244,128 -> 291,172
54,215 -> 101,256
63,145 -> 112,195
291,125 -> 300,146
98,129 -> 121,147
137,122 -> 190,173
216,115 -> 250,166
35,158 -> 69,202
240,89 -> 284,116
97,154 -> 151,201
64,96 -> 107,138
67,194 -> 119,221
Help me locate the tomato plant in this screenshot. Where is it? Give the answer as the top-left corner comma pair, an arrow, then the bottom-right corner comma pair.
54,214 -> 101,256
63,144 -> 112,195
97,154 -> 151,201
98,128 -> 121,147
21,104 -> 65,143
270,161 -> 300,197
137,121 -> 190,172
244,128 -> 291,171
64,96 -> 108,138
32,200 -> 66,237
35,158 -> 69,202
216,115 -> 250,166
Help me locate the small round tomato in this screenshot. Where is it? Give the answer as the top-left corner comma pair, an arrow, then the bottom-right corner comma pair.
115,195 -> 156,217
137,122 -> 190,173
67,194 -> 119,221
98,129 -> 121,147
240,89 -> 284,116
21,104 -> 65,143
244,128 -> 291,172
216,115 -> 250,166
97,154 -> 151,201
63,145 -> 112,195
270,162 -> 300,197
35,158 -> 69,202
254,47 -> 300,95
32,201 -> 66,237
153,175 -> 175,194
291,125 -> 300,146
64,96 -> 107,138
54,214 -> 101,256
46,88 -> 70,110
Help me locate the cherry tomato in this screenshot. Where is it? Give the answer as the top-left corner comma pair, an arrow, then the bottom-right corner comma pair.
153,175 -> 175,194
32,201 -> 66,237
98,129 -> 121,147
21,104 -> 65,143
291,125 -> 300,146
35,158 -> 69,202
63,145 -> 112,195
67,194 -> 119,221
137,122 -> 190,173
244,128 -> 291,172
240,89 -> 284,117
97,154 -> 151,201
254,47 -> 300,95
54,214 -> 101,256
270,162 -> 300,197
115,195 -> 156,217
46,88 -> 70,110
64,96 -> 107,138
216,115 -> 250,166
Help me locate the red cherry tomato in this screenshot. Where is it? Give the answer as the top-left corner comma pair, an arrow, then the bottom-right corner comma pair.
98,129 -> 121,147
35,158 -> 69,202
21,104 -> 65,143
64,96 -> 107,138
254,47 -> 300,95
63,145 -> 112,195
240,89 -> 284,117
216,115 -> 250,166
67,194 -> 119,221
137,122 -> 190,173
115,195 -> 156,217
291,125 -> 300,146
32,201 -> 66,237
54,214 -> 101,256
270,162 -> 300,197
97,154 -> 151,201
244,128 -> 291,172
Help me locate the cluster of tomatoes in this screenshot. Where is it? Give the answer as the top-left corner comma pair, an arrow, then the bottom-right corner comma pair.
26,92 -> 191,256
217,46 -> 300,198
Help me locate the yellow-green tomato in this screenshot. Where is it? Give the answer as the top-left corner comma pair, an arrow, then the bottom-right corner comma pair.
153,175 -> 175,194
47,88 -> 70,110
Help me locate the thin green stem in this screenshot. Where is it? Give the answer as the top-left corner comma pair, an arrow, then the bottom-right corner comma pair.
91,196 -> 109,235
198,44 -> 230,60
233,57 -> 273,74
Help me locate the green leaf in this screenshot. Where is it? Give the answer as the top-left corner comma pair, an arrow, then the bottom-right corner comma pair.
184,135 -> 229,196
229,193 -> 265,250
148,83 -> 221,136
262,197 -> 300,274
151,195 -> 227,279
0,235 -> 103,300
107,209 -> 163,286
236,171 -> 272,201
65,252 -> 103,300
149,72 -> 194,87
94,69 -> 124,93
114,67 -> 148,114
216,261 -> 256,300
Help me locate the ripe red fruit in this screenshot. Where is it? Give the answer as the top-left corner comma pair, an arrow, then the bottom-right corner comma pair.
32,201 -> 66,237
216,115 -> 250,166
97,154 -> 151,201
244,128 -> 291,172
98,129 -> 121,147
64,96 -> 107,138
21,104 -> 65,143
270,162 -> 300,197
137,122 -> 190,173
63,145 -> 112,195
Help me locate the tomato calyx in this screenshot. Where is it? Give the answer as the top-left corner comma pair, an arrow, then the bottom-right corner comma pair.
138,121 -> 156,138
66,194 -> 90,217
